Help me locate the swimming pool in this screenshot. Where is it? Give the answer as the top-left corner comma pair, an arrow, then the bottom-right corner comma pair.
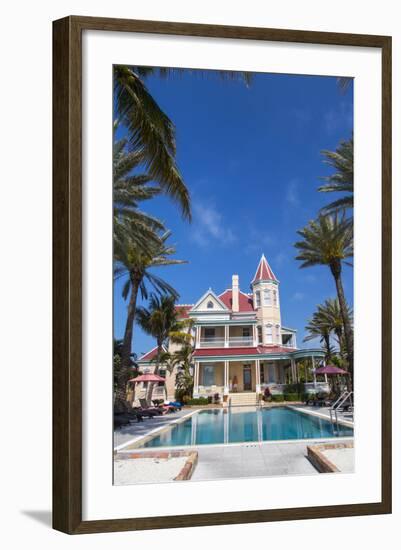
140,407 -> 353,448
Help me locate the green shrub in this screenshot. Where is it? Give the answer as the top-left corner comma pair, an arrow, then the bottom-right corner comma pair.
283,393 -> 301,402
186,397 -> 209,406
271,394 -> 284,402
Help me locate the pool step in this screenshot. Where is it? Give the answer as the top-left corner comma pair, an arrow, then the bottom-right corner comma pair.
229,392 -> 258,407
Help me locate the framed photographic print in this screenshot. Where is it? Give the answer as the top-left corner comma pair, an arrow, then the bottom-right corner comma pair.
53,16 -> 392,534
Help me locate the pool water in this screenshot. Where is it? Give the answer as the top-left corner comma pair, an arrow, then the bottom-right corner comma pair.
141,407 -> 354,448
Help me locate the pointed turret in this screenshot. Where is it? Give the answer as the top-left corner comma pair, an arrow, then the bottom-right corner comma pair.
251,254 -> 278,285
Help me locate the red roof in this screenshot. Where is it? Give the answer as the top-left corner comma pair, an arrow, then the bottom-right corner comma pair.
138,346 -> 159,361
218,290 -> 254,312
252,254 -> 278,283
175,305 -> 193,319
193,345 -> 295,357
138,345 -> 168,362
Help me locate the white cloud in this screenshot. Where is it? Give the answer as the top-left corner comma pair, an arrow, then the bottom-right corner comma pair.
292,291 -> 305,301
285,179 -> 300,207
323,101 -> 353,135
273,251 -> 288,267
304,274 -> 317,283
244,227 -> 274,255
191,200 -> 236,248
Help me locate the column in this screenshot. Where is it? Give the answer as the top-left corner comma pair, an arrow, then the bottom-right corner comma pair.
322,357 -> 328,384
224,360 -> 229,395
252,324 -> 257,347
193,361 -> 200,397
196,326 -> 201,347
312,356 -> 317,387
224,325 -> 229,347
290,358 -> 296,383
256,359 -> 261,393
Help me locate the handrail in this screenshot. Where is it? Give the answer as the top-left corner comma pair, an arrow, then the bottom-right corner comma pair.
329,390 -> 353,426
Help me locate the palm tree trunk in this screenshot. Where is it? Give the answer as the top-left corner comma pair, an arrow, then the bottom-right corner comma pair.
116,273 -> 140,404
331,262 -> 353,380
323,333 -> 332,361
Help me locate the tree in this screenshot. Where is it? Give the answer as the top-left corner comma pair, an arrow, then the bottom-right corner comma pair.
136,294 -> 189,400
113,339 -> 139,402
319,136 -> 353,214
317,298 -> 353,359
113,127 -> 165,254
304,313 -> 334,361
114,228 -> 186,403
114,66 -> 191,220
295,212 -> 354,377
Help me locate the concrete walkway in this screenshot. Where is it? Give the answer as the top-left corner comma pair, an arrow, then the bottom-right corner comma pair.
114,409 -> 192,449
191,439 -> 352,481
293,405 -> 354,426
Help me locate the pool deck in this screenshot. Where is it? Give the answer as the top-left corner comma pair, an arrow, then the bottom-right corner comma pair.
114,409 -> 195,449
114,406 -> 354,482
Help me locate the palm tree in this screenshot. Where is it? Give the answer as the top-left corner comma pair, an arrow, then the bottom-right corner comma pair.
113,339 -> 139,402
114,66 -> 191,220
113,129 -> 166,254
295,212 -> 354,376
319,136 -> 353,214
304,312 -> 334,361
136,294 -> 187,400
114,228 -> 186,402
317,298 -> 353,357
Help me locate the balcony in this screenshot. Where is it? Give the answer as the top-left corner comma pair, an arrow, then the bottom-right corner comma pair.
199,336 -> 254,348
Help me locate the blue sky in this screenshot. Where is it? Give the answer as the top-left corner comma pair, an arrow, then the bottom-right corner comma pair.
114,69 -> 353,358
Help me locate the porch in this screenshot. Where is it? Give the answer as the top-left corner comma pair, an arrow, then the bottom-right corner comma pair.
194,359 -> 291,398
193,353 -> 325,401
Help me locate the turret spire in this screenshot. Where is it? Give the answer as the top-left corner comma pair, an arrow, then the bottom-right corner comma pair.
251,254 -> 278,284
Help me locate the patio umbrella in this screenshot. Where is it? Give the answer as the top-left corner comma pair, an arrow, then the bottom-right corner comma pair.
314,364 -> 349,375
128,373 -> 166,383
314,364 -> 349,393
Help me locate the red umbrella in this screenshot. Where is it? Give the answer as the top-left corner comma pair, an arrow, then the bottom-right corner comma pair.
314,364 -> 349,375
128,373 -> 166,383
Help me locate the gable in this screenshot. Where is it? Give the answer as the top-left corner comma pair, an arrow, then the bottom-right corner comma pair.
191,289 -> 229,312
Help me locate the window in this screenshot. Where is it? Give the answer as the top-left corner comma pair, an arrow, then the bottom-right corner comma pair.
265,324 -> 273,344
202,365 -> 215,386
263,289 -> 271,306
275,325 -> 280,343
273,290 -> 278,306
255,291 -> 261,308
242,327 -> 251,338
207,300 -> 214,309
257,326 -> 263,344
158,369 -> 166,386
204,327 -> 215,340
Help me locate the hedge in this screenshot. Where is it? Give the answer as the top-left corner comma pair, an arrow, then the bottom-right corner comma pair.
186,397 -> 209,406
283,393 -> 302,402
271,394 -> 284,402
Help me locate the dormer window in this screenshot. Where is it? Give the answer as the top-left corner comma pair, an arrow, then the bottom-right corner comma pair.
207,300 -> 214,309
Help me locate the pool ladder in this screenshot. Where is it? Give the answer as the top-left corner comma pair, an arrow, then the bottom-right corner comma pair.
329,390 -> 354,429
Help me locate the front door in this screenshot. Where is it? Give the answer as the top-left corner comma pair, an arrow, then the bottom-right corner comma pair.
243,365 -> 252,391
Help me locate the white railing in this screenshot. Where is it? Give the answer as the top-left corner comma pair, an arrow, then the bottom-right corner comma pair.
198,337 -> 254,348
281,341 -> 295,348
228,337 -> 254,347
199,338 -> 225,348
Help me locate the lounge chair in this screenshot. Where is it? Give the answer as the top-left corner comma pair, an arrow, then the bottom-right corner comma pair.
114,410 -> 144,429
163,400 -> 182,411
139,398 -> 169,415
